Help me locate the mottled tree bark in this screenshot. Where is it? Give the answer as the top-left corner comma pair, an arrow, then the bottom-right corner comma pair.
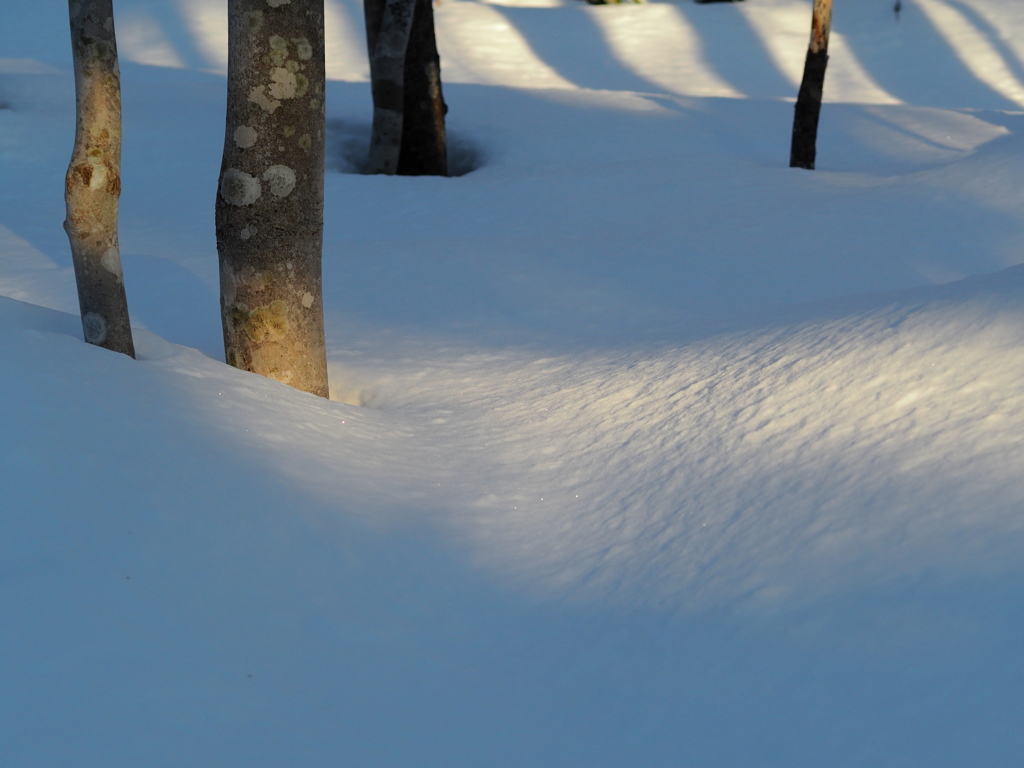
216,0 -> 329,398
364,0 -> 447,176
365,0 -> 416,175
790,0 -> 832,170
64,0 -> 135,357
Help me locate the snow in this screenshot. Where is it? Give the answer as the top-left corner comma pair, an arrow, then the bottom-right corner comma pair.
3,0 -> 1024,765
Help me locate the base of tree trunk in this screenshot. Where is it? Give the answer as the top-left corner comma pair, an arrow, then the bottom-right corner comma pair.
216,0 -> 330,398
67,248 -> 137,358
397,0 -> 448,177
790,49 -> 828,170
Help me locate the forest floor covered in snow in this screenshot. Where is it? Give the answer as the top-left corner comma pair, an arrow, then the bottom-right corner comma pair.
2,0 -> 1024,765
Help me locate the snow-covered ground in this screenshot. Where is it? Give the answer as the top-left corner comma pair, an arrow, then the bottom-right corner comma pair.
3,0 -> 1024,765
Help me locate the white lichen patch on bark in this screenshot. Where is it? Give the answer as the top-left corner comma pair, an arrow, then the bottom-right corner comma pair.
267,68 -> 297,100
293,37 -> 312,60
267,0 -> 291,7
248,85 -> 281,113
263,165 -> 296,197
268,35 -> 289,65
301,291 -> 314,308
101,247 -> 120,275
243,10 -> 263,33
240,224 -> 257,240
234,125 -> 258,148
82,311 -> 108,344
220,168 -> 262,206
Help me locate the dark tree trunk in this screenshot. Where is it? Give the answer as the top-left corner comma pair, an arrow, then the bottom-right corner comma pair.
64,0 -> 135,357
790,0 -> 832,170
397,0 -> 447,176
215,0 -> 329,398
364,0 -> 416,174
364,0 -> 447,176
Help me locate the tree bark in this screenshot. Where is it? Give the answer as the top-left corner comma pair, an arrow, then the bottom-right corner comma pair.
216,0 -> 329,398
364,0 -> 447,176
397,0 -> 447,176
790,0 -> 832,170
364,0 -> 416,175
64,0 -> 135,357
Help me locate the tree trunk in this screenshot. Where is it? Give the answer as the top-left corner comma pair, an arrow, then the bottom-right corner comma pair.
397,0 -> 447,177
216,0 -> 329,398
790,0 -> 832,170
364,0 -> 447,176
364,0 -> 416,175
64,0 -> 135,357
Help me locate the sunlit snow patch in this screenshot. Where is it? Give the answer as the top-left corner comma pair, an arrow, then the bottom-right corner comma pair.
118,10 -> 186,69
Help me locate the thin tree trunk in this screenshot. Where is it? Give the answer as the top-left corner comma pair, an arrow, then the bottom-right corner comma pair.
364,0 -> 416,174
64,0 -> 135,357
790,0 -> 832,170
397,0 -> 447,176
216,0 -> 329,398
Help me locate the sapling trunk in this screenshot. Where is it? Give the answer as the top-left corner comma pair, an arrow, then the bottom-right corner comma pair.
64,0 -> 135,357
215,0 -> 329,398
790,0 -> 832,170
